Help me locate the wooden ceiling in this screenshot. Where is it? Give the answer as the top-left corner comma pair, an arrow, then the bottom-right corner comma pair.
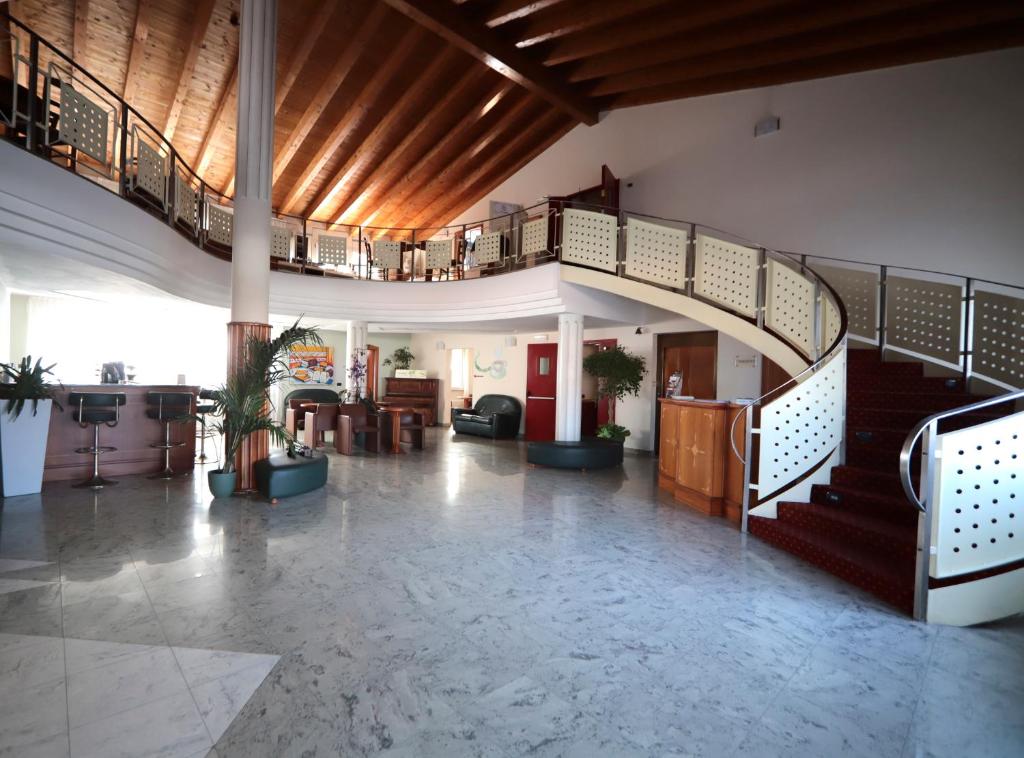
6,0 -> 1024,232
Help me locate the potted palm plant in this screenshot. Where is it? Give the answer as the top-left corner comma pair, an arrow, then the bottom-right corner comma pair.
0,356 -> 63,497
382,346 -> 415,373
204,320 -> 322,497
582,346 -> 647,443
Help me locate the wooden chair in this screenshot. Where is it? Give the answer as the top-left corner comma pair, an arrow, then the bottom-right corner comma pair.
303,403 -> 340,448
386,410 -> 427,450
335,403 -> 383,455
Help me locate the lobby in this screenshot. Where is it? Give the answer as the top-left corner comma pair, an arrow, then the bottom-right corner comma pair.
1,1 -> 1023,757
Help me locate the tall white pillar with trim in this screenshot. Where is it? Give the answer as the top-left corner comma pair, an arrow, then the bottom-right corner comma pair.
555,312 -> 584,442
346,320 -> 368,398
230,0 -> 276,325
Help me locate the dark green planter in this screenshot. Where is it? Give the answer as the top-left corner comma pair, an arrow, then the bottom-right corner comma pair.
208,469 -> 237,498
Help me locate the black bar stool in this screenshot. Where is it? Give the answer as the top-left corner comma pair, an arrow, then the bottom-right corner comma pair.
195,388 -> 219,464
69,391 -> 127,489
147,391 -> 194,479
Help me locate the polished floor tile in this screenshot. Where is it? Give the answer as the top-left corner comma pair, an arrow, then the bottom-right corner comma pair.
0,431 -> 1022,757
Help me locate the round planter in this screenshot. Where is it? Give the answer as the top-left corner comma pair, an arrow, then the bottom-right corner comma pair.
208,469 -> 237,498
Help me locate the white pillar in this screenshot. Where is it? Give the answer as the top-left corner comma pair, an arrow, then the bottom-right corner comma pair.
555,312 -> 584,442
346,320 -> 368,397
230,0 -> 276,324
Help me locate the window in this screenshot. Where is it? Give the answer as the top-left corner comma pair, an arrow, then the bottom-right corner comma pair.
450,348 -> 468,391
464,225 -> 483,246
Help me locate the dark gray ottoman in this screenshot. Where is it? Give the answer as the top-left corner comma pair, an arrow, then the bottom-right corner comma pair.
526,438 -> 624,469
253,451 -> 328,503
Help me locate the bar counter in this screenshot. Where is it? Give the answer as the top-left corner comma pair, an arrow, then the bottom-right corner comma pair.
44,385 -> 199,482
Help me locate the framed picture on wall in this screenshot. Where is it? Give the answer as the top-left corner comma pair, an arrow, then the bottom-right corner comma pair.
288,345 -> 335,384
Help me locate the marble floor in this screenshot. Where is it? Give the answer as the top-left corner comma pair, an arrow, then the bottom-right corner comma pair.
0,431 -> 1022,758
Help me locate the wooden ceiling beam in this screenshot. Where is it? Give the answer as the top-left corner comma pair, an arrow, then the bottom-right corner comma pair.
271,2 -> 389,188
304,46 -> 462,219
601,20 -> 1024,110
277,24 -> 426,215
513,0 -> 668,48
72,0 -> 89,63
329,72 -> 505,226
380,0 -> 598,125
543,0 -> 796,66
359,87 -> 532,229
567,0 -> 943,83
588,0 -> 1024,96
483,0 -> 567,28
195,61 -> 237,177
162,0 -> 216,142
121,0 -> 153,105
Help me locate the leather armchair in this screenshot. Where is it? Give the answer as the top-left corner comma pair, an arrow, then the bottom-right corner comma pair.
451,394 -> 521,439
303,403 -> 341,448
335,403 -> 383,455
284,388 -> 341,437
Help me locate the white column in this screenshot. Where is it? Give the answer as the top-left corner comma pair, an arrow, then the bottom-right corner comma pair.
346,320 -> 368,397
555,312 -> 584,442
230,0 -> 277,324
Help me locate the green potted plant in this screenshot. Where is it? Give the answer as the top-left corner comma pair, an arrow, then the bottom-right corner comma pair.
0,356 -> 63,497
204,320 -> 322,497
382,346 -> 415,373
582,346 -> 647,443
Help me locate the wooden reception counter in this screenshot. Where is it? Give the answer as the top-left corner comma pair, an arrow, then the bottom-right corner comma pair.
657,397 -> 747,523
43,385 -> 199,482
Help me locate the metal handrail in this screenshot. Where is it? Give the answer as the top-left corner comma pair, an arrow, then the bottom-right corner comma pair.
898,389 -> 1024,511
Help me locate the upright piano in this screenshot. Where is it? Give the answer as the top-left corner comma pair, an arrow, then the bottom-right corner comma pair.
377,377 -> 440,426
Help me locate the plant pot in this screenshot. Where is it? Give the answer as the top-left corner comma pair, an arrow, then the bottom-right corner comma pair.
208,469 -> 237,498
0,399 -> 52,497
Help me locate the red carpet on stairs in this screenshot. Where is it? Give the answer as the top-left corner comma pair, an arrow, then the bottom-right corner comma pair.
748,349 -> 1012,616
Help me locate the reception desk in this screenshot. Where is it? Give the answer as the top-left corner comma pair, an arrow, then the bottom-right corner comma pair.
43,385 -> 199,482
657,398 -> 747,522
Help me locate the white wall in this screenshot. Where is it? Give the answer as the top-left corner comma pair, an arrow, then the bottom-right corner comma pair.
0,277 -> 10,363
452,49 -> 1024,286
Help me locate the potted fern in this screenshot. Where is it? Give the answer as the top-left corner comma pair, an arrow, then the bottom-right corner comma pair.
204,320 -> 322,497
582,346 -> 647,443
0,356 -> 63,497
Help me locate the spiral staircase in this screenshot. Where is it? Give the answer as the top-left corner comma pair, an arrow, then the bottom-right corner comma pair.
2,10 -> 1023,626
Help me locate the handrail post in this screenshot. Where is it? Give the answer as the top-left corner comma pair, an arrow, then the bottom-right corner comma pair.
878,265 -> 888,359
117,105 -> 128,197
25,33 -> 39,152
961,277 -> 974,393
410,229 -> 416,282
740,403 -> 756,533
812,279 -> 822,362
755,248 -> 767,329
685,223 -> 696,296
913,418 -> 938,621
166,150 -> 176,227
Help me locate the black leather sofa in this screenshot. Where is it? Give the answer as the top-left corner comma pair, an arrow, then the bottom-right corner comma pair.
451,394 -> 522,439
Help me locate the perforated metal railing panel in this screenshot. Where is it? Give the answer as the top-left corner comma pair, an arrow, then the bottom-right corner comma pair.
766,258 -> 815,357
812,264 -> 878,342
58,82 -> 109,164
885,275 -> 962,364
270,227 -> 292,260
520,216 -> 548,257
693,234 -> 758,317
134,138 -> 165,203
206,204 -> 232,247
475,231 -> 503,265
425,239 -> 453,269
757,348 -> 846,497
561,208 -> 618,272
317,234 -> 347,266
931,415 -> 1023,578
624,218 -> 687,288
175,172 -> 199,229
374,241 -> 401,270
972,289 -> 1024,388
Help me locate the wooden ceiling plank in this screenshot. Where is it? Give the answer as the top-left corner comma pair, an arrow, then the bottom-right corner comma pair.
330,71 -> 504,225
195,61 -> 237,177
121,0 -> 153,104
602,20 -> 1024,110
358,86 -> 531,229
589,0 -> 1024,96
305,46 -> 462,219
570,0 -> 948,84
514,0 -> 668,48
484,0 -> 567,28
380,0 -> 597,125
72,0 -> 88,63
543,0 -> 796,66
162,0 -> 217,142
272,2 -> 390,188
277,23 -> 426,215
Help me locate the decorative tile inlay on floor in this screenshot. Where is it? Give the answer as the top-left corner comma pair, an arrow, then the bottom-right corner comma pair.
0,632 -> 278,757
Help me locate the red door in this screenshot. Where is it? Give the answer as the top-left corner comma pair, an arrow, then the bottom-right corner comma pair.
525,343 -> 557,441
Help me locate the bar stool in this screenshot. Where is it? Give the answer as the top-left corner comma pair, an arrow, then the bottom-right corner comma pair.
147,391 -> 194,479
195,388 -> 219,464
69,391 -> 127,489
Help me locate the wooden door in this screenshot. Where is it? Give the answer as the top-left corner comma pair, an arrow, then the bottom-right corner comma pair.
655,331 -> 718,448
366,345 -> 379,400
525,343 -> 557,441
658,403 -> 678,479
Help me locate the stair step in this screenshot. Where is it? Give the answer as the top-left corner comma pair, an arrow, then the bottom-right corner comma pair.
847,375 -> 964,393
809,483 -> 919,527
848,389 -> 979,413
777,501 -> 917,558
830,465 -> 907,499
847,406 -> 1007,431
749,515 -> 915,615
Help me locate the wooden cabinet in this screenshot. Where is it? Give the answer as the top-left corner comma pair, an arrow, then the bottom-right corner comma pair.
724,403 -> 747,525
657,398 -> 729,517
